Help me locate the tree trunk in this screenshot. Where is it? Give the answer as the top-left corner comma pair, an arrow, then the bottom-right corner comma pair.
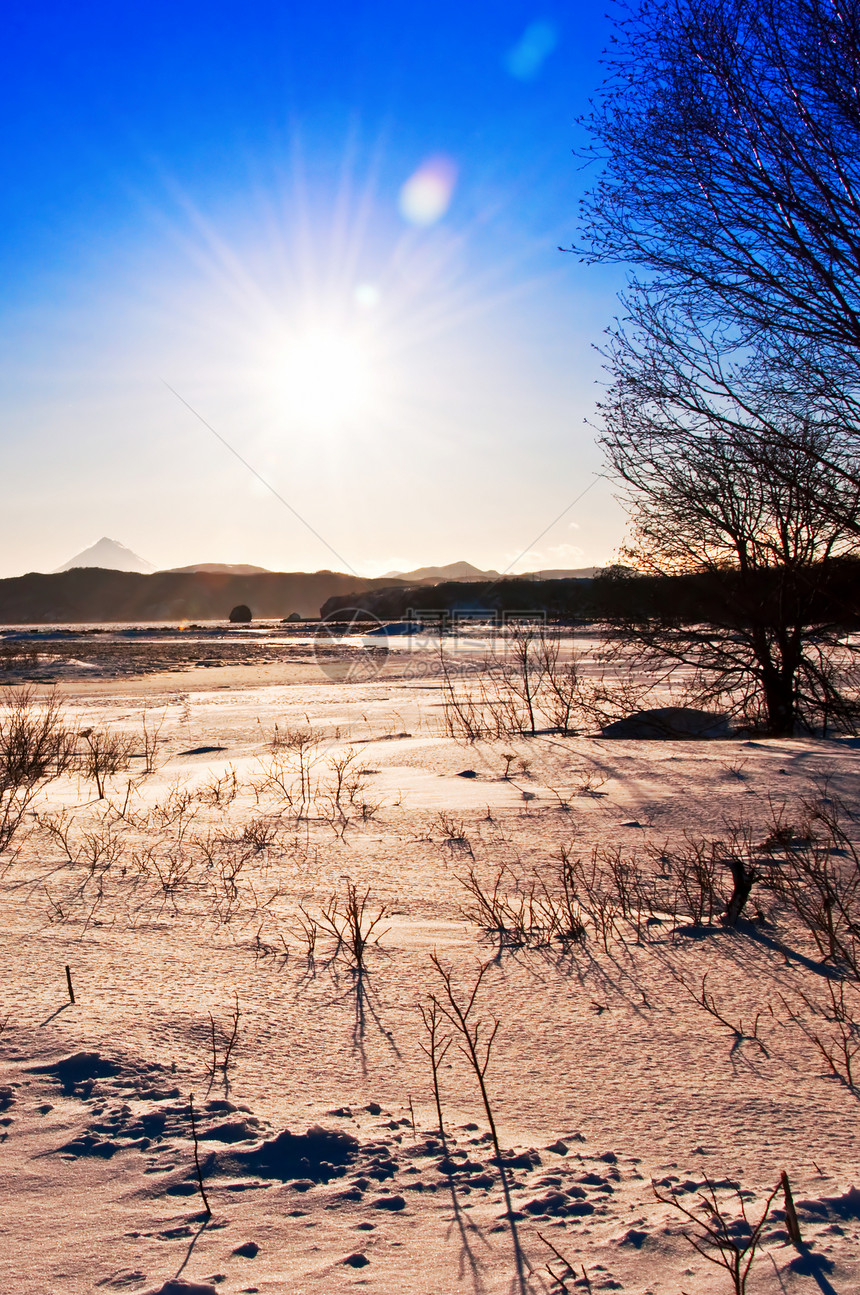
722,856 -> 756,927
761,665 -> 797,737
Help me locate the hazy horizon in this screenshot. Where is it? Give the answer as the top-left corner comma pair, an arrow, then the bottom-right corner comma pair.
1,3 -> 628,580
28,535 -> 601,581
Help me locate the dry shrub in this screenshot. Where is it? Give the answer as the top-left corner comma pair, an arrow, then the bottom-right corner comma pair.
196,767 -> 239,809
440,627 -> 665,740
779,978 -> 860,1092
461,828 -> 771,957
459,855 -> 586,949
0,687 -> 75,858
0,643 -> 38,672
433,812 -> 472,852
648,837 -> 732,928
439,627 -> 583,739
566,847 -> 629,950
39,809 -> 123,874
241,818 -> 279,852
528,795 -> 860,959
297,880 -> 389,974
253,734 -> 378,831
146,779 -> 199,840
762,792 -> 860,977
254,726 -> 323,814
653,1175 -> 781,1294
77,726 -> 135,799
426,956 -> 529,1295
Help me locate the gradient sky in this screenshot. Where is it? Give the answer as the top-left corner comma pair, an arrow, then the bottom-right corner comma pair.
0,1 -> 628,578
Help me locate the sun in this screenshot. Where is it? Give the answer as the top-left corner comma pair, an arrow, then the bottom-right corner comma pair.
277,327 -> 375,426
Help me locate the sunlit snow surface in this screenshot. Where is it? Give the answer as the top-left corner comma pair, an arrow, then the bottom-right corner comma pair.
1,643 -> 859,1293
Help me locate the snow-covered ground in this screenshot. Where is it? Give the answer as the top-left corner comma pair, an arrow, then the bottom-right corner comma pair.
1,651 -> 858,1294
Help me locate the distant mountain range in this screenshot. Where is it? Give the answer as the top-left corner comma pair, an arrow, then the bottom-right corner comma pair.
161,563 -> 271,575
55,537 -> 154,574
385,560 -> 597,582
47,540 -> 596,594
384,561 -> 500,581
54,540 -> 275,577
1,550 -> 603,622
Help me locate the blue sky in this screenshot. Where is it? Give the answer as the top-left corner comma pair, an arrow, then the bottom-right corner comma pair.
0,1 -> 627,577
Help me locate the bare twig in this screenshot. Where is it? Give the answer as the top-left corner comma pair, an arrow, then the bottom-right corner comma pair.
188,1092 -> 212,1217
779,980 -> 860,1092
418,999 -> 452,1138
429,956 -> 530,1295
671,969 -> 769,1056
653,1175 -> 780,1294
205,995 -> 242,1096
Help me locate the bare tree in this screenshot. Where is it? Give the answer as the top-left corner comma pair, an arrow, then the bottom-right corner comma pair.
597,401 -> 860,734
577,0 -> 860,401
575,0 -> 860,582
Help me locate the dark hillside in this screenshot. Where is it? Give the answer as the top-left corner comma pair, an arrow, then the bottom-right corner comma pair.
0,569 -> 408,623
320,577 -> 596,620
320,560 -> 860,627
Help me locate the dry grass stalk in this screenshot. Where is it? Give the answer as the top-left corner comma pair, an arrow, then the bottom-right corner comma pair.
428,955 -> 530,1295
139,707 -> 166,774
780,1170 -> 803,1248
537,1231 -> 586,1293
188,1092 -> 212,1216
418,998 -> 451,1137
206,993 -> 241,1096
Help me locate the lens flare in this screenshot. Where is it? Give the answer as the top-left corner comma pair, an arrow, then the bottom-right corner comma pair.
354,282 -> 381,309
506,20 -> 558,80
398,154 -> 458,226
